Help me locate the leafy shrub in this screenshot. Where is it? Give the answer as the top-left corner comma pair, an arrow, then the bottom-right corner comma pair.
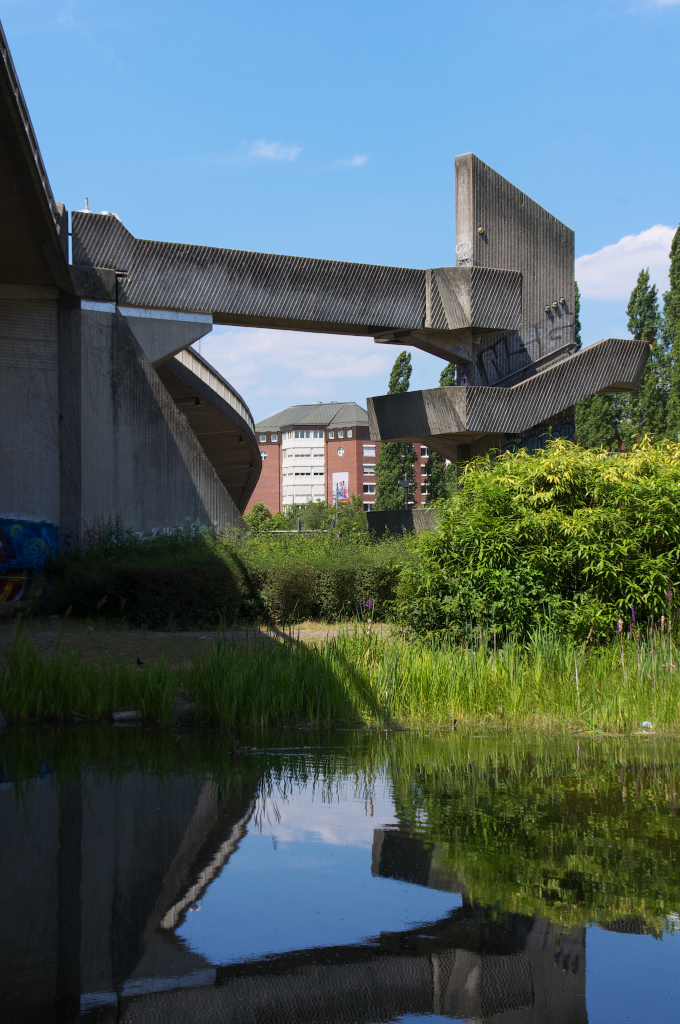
45,528 -> 249,628
42,524 -> 406,627
245,536 -> 403,621
397,438 -> 680,640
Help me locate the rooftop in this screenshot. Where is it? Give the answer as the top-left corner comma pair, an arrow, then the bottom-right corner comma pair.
256,402 -> 369,432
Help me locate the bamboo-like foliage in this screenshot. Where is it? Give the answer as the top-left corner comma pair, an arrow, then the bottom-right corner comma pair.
398,438 -> 680,640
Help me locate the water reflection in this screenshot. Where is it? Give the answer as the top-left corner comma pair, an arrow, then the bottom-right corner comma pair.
0,728 -> 678,1023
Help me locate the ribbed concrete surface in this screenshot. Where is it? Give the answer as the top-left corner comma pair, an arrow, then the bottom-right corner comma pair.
72,213 -> 426,334
455,153 -> 575,385
367,338 -> 649,454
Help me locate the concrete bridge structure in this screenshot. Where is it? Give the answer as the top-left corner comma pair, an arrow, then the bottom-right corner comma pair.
0,761 -> 587,1024
1,15 -> 648,563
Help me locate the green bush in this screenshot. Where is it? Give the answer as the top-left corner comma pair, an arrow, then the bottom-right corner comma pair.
397,438 -> 680,640
45,527 -> 249,628
42,523 -> 406,627
244,535 -> 403,621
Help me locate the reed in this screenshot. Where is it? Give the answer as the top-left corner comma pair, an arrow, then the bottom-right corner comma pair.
2,622 -> 680,731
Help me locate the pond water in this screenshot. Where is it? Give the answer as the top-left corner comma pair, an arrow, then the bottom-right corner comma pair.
1,726 -> 679,1023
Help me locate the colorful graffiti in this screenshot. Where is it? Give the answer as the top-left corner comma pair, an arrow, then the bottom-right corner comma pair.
0,519 -> 58,574
0,576 -> 26,602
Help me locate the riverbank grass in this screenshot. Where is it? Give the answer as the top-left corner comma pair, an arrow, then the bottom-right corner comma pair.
3,625 -> 680,731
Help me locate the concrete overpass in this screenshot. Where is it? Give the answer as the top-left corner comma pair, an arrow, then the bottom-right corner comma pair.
0,14 -> 648,562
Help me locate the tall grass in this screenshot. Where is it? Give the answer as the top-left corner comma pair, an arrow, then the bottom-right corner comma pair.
3,624 -> 680,730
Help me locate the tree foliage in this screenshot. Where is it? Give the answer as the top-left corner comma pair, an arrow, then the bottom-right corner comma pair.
576,265 -> 673,449
425,361 -> 458,502
397,438 -> 680,641
665,225 -> 680,438
374,351 -> 417,510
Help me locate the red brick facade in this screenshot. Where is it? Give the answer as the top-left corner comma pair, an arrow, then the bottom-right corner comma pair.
245,408 -> 431,514
247,433 -> 282,512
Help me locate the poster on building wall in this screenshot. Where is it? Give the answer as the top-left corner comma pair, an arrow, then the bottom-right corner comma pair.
332,472 -> 349,502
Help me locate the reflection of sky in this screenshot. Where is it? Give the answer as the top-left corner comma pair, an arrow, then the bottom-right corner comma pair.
177,779 -> 461,964
586,927 -> 680,1024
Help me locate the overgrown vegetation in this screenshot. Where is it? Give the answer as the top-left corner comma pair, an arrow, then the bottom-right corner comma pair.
4,622 -> 680,731
400,437 -> 680,641
42,517 -> 406,628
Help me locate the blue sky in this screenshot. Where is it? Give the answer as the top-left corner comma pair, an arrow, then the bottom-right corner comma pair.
3,0 -> 679,422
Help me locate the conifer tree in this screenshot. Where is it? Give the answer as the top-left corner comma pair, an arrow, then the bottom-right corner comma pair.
574,280 -> 619,449
664,226 -> 680,438
425,361 -> 458,501
438,362 -> 457,386
373,351 -> 417,510
618,268 -> 665,446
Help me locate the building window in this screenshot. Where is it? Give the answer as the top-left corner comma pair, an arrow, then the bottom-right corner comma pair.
328,430 -> 334,439
363,465 -> 375,475
421,466 -> 428,475
421,483 -> 430,494
260,450 -> 268,460
294,430 -> 313,438
259,434 -> 267,442
313,430 -> 324,438
421,446 -> 429,457
337,446 -> 345,457
271,433 -> 278,442
363,483 -> 376,494
363,502 -> 374,511
347,429 -> 352,438
338,430 -> 344,438
363,445 -> 375,457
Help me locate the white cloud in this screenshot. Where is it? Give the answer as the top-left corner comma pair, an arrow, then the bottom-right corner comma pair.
246,140 -> 302,161
198,326 -> 396,423
341,154 -> 368,167
575,224 -> 675,301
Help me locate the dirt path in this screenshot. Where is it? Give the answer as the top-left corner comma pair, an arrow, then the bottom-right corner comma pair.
0,619 -> 380,668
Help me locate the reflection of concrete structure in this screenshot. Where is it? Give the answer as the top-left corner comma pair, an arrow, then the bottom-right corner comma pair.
0,768 -> 256,1023
0,768 -> 587,1024
371,827 -> 587,1024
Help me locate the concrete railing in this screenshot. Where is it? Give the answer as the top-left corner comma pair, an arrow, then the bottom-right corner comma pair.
175,347 -> 254,432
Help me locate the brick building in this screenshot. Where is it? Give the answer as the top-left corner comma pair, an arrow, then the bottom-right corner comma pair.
246,402 -> 432,513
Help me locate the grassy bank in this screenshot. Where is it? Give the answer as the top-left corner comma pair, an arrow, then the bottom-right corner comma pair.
3,625 -> 680,731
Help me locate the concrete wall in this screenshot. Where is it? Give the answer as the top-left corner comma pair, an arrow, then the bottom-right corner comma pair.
0,295 -> 60,524
454,153 -> 575,387
59,303 -> 241,543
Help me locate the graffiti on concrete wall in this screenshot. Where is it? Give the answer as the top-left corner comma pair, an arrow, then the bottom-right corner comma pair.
456,239 -> 472,267
502,421 -> 575,456
0,519 -> 59,600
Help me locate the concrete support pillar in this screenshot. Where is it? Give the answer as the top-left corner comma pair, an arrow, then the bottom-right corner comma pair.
58,300 -> 240,542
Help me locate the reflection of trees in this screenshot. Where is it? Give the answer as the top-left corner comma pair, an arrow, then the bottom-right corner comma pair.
1,724 -> 679,1022
385,734 -> 680,931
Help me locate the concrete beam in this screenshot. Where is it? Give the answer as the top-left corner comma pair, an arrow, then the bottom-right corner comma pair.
120,307 -> 213,366
367,338 -> 650,461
